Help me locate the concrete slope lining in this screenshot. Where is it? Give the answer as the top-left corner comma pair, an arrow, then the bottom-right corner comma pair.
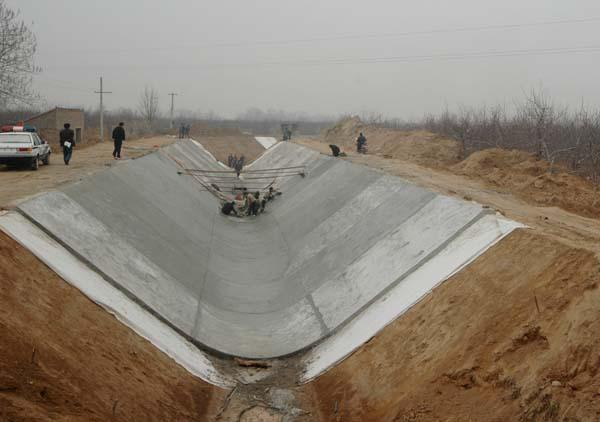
255,137 -> 278,149
7,140 -> 522,361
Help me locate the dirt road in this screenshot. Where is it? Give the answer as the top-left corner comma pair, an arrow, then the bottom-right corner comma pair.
0,136 -> 175,208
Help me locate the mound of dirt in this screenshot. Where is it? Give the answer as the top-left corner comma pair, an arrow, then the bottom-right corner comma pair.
454,148 -> 600,219
323,117 -> 461,167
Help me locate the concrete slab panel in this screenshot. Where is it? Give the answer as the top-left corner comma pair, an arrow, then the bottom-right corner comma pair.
18,192 -> 199,335
255,137 -> 278,149
193,297 -> 324,358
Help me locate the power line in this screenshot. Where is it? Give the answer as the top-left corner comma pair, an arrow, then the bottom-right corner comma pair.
33,76 -> 90,93
45,16 -> 600,54
203,16 -> 600,48
41,44 -> 600,71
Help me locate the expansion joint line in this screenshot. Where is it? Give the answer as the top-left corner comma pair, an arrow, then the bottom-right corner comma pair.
193,210 -> 218,334
269,211 -> 330,336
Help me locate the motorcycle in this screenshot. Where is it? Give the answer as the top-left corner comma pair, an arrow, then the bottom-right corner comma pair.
356,141 -> 368,154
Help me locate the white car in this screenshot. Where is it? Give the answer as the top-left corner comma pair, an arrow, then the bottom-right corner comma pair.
0,131 -> 52,170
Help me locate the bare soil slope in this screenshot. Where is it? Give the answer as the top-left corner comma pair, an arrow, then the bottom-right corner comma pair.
454,149 -> 600,219
0,231 -> 225,421
310,229 -> 600,421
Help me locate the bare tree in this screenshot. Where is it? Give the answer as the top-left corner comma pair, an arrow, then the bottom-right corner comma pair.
0,1 -> 40,108
519,88 -> 559,160
138,85 -> 160,124
452,107 -> 474,159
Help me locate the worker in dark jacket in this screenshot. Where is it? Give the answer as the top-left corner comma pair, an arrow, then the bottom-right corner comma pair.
356,132 -> 367,153
221,201 -> 238,216
112,122 -> 126,159
59,123 -> 75,165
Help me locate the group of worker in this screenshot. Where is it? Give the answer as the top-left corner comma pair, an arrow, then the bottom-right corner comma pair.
221,186 -> 281,217
328,132 -> 368,158
178,124 -> 191,139
227,154 -> 245,176
59,122 -> 126,165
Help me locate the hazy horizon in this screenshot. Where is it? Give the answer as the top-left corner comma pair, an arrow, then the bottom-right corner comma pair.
7,0 -> 600,119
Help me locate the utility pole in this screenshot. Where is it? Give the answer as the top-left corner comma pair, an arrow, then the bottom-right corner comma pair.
94,77 -> 112,141
168,93 -> 178,129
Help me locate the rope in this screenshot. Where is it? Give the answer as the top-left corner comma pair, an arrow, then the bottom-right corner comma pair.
163,150 -> 231,202
181,165 -> 306,174
165,145 -> 304,202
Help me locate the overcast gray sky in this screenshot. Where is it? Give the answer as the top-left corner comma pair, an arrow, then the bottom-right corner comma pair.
7,0 -> 600,118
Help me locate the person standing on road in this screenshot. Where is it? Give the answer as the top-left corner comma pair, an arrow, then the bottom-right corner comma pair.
112,122 -> 126,159
59,123 -> 75,165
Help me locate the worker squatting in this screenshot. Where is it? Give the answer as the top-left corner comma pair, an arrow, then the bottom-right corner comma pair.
221,186 -> 281,217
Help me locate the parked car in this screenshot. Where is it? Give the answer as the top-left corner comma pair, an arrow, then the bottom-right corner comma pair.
0,128 -> 51,170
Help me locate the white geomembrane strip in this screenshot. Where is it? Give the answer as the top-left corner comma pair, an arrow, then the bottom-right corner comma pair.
255,136 -> 278,149
0,212 -> 234,388
300,214 -> 524,382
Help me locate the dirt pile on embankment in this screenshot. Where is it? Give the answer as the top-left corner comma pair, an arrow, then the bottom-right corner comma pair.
454,149 -> 600,219
310,229 -> 600,421
324,116 -> 461,167
0,231 -> 225,421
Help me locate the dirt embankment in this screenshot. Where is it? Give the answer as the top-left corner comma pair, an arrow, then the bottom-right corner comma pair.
310,229 -> 600,421
0,231 -> 225,421
193,135 -> 265,165
453,149 -> 600,219
320,117 -> 600,220
324,116 -> 461,167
